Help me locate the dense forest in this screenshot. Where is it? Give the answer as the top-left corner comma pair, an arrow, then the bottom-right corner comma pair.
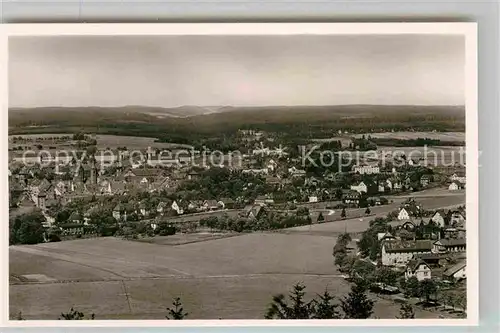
9,105 -> 465,146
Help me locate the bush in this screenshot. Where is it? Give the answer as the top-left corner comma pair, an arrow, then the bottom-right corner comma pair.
48,233 -> 61,242
159,227 -> 176,236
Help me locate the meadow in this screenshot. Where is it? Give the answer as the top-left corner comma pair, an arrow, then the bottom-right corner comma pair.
10,233 -> 445,320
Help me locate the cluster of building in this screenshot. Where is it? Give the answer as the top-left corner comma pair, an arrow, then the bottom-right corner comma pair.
8,132 -> 466,240
379,204 -> 466,283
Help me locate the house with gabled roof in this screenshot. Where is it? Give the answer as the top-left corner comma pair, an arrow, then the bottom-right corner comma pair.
218,198 -> 235,209
245,204 -> 265,220
448,180 -> 463,191
398,208 -> 411,220
350,181 -> 368,194
156,200 -> 173,215
405,259 -> 432,281
443,260 -> 466,281
431,210 -> 446,228
381,239 -> 433,266
203,200 -> 220,211
112,203 -> 135,221
171,200 -> 184,215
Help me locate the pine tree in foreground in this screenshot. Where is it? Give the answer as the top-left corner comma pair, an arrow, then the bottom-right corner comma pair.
265,282 -> 315,319
312,289 -> 341,319
59,307 -> 95,320
166,297 -> 189,320
341,283 -> 375,319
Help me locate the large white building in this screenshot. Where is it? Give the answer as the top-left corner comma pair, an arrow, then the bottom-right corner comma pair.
381,240 -> 433,266
353,164 -> 380,175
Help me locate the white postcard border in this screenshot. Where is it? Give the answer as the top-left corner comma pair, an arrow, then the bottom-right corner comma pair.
0,22 -> 478,327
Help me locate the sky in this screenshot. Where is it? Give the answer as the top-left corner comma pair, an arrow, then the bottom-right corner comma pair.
9,34 -> 465,108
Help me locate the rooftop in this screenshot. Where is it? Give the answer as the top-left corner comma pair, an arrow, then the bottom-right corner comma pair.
383,240 -> 433,253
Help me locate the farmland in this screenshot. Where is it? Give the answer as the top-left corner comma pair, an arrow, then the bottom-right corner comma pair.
11,232 -> 445,320
10,188 -> 464,320
8,133 -> 186,151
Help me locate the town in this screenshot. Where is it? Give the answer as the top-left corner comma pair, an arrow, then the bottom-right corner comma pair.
9,129 -> 466,319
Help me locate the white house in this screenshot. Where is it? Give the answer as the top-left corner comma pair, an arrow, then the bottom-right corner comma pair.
405,260 -> 432,281
309,196 -> 318,203
448,181 -> 463,191
351,181 -> 368,194
398,208 -> 411,220
171,200 -> 184,215
431,211 -> 446,228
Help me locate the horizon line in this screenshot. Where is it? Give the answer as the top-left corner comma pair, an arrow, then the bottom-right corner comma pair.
8,103 -> 466,110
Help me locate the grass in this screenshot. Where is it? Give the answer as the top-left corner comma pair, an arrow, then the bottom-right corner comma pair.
10,226 -> 461,319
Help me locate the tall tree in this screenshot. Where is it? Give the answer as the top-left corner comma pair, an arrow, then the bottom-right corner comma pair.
374,266 -> 399,289
403,276 -> 420,298
10,211 -> 46,245
341,283 -> 375,319
317,212 -> 325,223
312,289 -> 341,319
265,283 -> 315,319
337,232 -> 352,247
419,279 -> 438,304
166,297 -> 189,320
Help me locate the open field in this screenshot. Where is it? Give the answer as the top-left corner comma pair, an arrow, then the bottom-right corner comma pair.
10,232 -> 447,320
9,189 -> 464,320
308,191 -> 465,226
291,193 -> 465,236
8,133 -> 190,151
314,131 -> 464,144
354,131 -> 465,141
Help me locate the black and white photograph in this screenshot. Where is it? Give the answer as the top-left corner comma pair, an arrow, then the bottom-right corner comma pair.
2,23 -> 478,325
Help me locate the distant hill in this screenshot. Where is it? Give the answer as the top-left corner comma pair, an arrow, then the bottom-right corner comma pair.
8,104 -> 465,137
